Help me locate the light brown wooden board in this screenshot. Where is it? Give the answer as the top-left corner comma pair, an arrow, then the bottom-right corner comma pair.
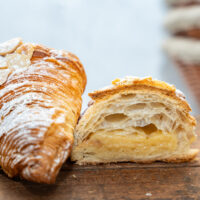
0,117 -> 200,200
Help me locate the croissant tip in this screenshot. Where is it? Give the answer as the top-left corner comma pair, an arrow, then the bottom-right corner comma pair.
21,173 -> 57,184
19,163 -> 58,184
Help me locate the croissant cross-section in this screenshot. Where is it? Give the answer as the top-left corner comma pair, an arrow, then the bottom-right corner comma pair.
0,38 -> 86,183
71,77 -> 198,164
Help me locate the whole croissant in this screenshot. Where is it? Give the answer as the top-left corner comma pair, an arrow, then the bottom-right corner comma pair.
0,38 -> 86,183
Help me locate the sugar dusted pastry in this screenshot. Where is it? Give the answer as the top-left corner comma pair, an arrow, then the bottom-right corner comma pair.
164,6 -> 200,39
0,38 -> 86,183
163,37 -> 200,106
163,37 -> 200,65
71,77 -> 198,164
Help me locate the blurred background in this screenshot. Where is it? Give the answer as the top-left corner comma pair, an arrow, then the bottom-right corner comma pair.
0,0 -> 199,113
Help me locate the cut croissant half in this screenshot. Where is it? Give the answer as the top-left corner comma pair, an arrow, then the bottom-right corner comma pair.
71,77 -> 198,164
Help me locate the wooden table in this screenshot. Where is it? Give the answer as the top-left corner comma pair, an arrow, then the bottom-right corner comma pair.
0,118 -> 200,200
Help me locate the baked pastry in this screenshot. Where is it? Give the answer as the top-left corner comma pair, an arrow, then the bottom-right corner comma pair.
166,0 -> 200,7
0,38 -> 86,183
164,6 -> 200,39
163,37 -> 200,65
71,77 -> 198,164
163,37 -> 200,105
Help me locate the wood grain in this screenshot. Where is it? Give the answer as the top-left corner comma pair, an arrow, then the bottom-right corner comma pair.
0,117 -> 200,200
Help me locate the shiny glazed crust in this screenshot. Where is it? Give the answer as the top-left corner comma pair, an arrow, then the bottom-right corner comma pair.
0,38 -> 86,183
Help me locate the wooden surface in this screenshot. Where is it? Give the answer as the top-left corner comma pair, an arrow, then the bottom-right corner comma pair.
0,118 -> 200,200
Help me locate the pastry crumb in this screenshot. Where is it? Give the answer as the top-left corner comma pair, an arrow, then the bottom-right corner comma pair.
72,174 -> 77,178
112,78 -> 120,85
146,192 -> 152,196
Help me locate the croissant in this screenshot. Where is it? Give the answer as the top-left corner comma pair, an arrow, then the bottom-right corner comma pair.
0,38 -> 86,183
163,37 -> 200,66
71,77 -> 198,164
164,6 -> 200,39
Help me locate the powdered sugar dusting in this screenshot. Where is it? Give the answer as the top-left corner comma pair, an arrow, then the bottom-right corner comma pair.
0,43 -> 34,86
0,56 -> 7,69
145,192 -> 152,197
0,69 -> 11,85
0,38 -> 22,56
50,49 -> 67,58
6,53 -> 31,69
0,39 -> 85,182
176,89 -> 186,100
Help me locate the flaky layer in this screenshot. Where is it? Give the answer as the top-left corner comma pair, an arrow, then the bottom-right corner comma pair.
71,77 -> 198,165
0,38 -> 86,183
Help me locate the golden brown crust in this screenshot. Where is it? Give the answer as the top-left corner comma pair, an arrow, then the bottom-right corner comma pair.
90,77 -> 176,96
90,85 -> 188,109
0,38 -> 86,183
88,77 -> 195,126
31,44 -> 87,93
90,78 -> 183,103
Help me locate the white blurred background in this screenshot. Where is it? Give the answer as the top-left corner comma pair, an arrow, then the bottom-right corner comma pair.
0,0 -> 199,113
